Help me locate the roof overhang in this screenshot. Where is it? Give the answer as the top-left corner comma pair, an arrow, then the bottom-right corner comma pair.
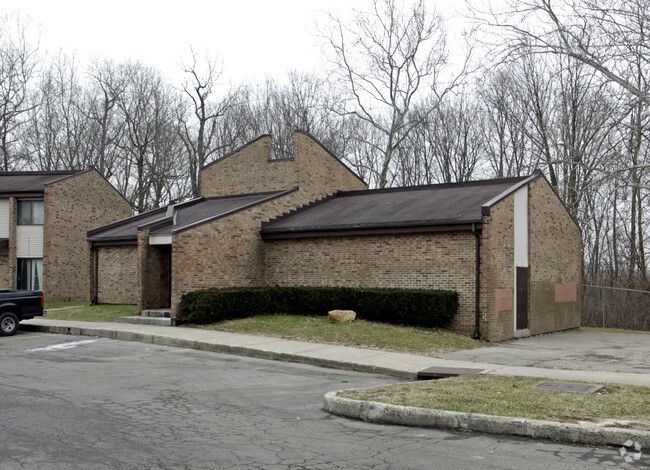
261,222 -> 482,240
0,192 -> 44,198
481,170 -> 542,216
89,237 -> 138,247
172,187 -> 298,234
87,207 -> 165,238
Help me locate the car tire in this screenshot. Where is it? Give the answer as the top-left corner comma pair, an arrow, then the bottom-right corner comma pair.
0,312 -> 19,336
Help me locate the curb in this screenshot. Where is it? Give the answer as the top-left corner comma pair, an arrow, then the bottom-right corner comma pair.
20,323 -> 416,380
322,391 -> 650,448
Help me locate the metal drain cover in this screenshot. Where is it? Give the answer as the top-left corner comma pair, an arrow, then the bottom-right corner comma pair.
535,381 -> 604,393
417,366 -> 483,380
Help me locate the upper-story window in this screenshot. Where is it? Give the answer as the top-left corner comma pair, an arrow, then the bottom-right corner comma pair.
17,200 -> 44,225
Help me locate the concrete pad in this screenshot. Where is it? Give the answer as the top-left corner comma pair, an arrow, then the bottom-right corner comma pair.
443,329 -> 650,375
535,381 -> 604,394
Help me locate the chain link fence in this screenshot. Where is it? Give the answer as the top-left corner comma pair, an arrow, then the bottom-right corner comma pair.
582,284 -> 650,331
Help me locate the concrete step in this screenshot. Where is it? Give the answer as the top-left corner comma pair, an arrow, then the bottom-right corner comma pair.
141,309 -> 171,318
117,316 -> 172,327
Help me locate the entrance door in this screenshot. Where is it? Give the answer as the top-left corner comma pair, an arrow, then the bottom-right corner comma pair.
516,267 -> 529,330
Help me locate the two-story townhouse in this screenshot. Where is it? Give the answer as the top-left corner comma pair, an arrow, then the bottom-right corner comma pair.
0,169 -> 131,300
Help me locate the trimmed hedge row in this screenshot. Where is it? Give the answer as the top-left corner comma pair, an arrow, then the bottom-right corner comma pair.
177,286 -> 458,328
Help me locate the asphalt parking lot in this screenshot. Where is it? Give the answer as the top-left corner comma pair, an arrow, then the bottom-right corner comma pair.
0,332 -> 633,469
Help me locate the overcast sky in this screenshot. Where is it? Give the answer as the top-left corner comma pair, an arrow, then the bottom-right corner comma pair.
4,0 -> 470,84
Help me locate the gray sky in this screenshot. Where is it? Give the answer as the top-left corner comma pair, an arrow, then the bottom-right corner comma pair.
5,0 -> 470,84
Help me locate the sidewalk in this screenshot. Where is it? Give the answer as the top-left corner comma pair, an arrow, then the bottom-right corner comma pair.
21,318 -> 650,386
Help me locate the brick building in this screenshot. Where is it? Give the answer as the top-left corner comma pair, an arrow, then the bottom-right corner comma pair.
0,170 -> 131,301
89,131 -> 582,341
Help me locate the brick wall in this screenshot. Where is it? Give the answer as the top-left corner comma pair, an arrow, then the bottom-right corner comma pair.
479,177 -> 582,341
0,250 -> 9,288
200,136 -> 298,197
170,192 -> 306,315
527,177 -> 582,334
44,170 -> 132,301
0,198 -> 16,289
138,230 -> 172,310
200,132 -> 366,199
96,245 -> 139,304
479,194 -> 515,342
293,131 -> 367,199
264,232 -> 478,334
171,132 -> 368,316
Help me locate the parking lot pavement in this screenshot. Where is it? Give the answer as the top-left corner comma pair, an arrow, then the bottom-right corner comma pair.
0,332 -> 632,469
441,328 -> 650,374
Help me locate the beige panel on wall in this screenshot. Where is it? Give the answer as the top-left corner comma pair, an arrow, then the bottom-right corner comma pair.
513,186 -> 528,268
0,199 -> 8,238
149,234 -> 172,245
16,225 -> 44,257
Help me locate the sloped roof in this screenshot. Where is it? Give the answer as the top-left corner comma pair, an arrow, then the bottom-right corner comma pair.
89,189 -> 294,244
261,174 -> 539,238
0,170 -> 81,196
87,207 -> 168,243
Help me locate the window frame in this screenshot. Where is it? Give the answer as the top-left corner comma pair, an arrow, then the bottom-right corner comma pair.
17,199 -> 44,226
16,258 -> 43,291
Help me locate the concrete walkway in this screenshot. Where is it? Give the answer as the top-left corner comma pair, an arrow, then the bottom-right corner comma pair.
21,318 -> 650,386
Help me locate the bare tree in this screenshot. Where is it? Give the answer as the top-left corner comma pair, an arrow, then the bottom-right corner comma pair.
395,93 -> 483,185
324,0 -> 465,187
117,62 -> 166,211
431,95 -> 483,183
85,59 -> 128,178
476,0 -> 650,101
177,48 -> 239,196
24,54 -> 92,170
233,72 -> 352,160
478,68 -> 530,177
0,13 -> 39,170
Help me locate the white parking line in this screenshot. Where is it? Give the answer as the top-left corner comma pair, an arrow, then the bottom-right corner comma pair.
44,306 -> 85,312
27,339 -> 98,352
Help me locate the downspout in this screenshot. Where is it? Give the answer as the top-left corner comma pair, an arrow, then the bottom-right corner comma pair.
472,223 -> 481,340
92,247 -> 99,305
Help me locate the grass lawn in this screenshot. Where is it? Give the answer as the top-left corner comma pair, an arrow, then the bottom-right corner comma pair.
44,301 -> 137,322
197,314 -> 483,355
341,375 -> 650,428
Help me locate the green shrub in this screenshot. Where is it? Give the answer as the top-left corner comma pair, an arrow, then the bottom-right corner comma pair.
178,286 -> 458,328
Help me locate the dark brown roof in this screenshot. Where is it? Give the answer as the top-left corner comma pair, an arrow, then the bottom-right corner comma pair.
89,189 -> 295,244
87,207 -> 168,242
261,175 -> 539,238
0,170 -> 81,196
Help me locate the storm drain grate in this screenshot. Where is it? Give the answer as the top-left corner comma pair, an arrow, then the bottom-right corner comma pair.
417,366 -> 483,380
535,381 -> 604,394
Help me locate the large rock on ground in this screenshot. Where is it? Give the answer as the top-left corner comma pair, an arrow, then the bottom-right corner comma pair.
328,310 -> 357,322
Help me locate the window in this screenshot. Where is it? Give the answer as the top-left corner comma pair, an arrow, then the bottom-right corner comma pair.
17,200 -> 44,225
17,258 -> 43,291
